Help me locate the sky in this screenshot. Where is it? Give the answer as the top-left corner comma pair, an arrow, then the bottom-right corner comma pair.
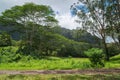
0,0 -> 80,29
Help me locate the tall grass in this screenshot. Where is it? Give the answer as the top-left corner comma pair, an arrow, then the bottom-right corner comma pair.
0,57 -> 91,70
0,46 -> 120,70
0,54 -> 120,70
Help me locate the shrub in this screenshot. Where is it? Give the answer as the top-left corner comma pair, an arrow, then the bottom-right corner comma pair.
0,46 -> 21,63
84,48 -> 105,67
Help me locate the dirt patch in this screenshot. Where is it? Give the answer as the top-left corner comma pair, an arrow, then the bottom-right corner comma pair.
0,69 -> 120,75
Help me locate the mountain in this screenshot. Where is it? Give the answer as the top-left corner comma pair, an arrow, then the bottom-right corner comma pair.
52,26 -> 101,44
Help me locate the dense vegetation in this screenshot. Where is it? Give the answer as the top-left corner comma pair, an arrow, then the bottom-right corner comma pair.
0,49 -> 120,70
0,3 -> 100,59
0,0 -> 120,71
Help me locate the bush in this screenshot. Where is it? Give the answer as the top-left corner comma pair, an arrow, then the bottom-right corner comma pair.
84,48 -> 105,67
0,46 -> 21,63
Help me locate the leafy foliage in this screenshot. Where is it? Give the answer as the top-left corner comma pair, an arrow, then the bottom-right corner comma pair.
71,0 -> 112,61
84,48 -> 105,67
105,0 -> 120,47
0,47 -> 21,63
107,43 -> 120,56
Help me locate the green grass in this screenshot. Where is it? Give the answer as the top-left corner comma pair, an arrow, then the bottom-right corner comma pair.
0,74 -> 120,80
105,54 -> 120,68
0,57 -> 91,70
0,54 -> 120,70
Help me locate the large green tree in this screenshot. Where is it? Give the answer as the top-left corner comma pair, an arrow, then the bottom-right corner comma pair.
71,0 -> 110,60
0,3 -> 58,55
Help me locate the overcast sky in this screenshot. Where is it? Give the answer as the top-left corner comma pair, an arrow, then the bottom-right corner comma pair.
0,0 -> 80,29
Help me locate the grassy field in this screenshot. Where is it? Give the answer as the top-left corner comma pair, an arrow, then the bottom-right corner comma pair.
0,53 -> 120,80
0,57 -> 91,70
0,74 -> 120,80
105,54 -> 120,68
0,54 -> 120,70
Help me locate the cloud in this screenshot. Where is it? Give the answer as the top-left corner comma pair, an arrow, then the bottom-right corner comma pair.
55,13 -> 80,29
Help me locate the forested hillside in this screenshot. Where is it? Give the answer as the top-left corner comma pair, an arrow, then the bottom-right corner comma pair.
0,24 -> 101,44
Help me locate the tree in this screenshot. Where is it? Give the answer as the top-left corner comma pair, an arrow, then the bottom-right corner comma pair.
0,3 -> 58,55
105,0 -> 120,48
71,0 -> 110,60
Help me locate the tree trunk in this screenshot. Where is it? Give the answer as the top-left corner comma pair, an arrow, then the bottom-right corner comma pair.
118,35 -> 120,46
102,37 -> 109,61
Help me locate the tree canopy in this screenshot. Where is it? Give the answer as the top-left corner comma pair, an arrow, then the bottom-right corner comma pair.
70,0 -> 120,60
